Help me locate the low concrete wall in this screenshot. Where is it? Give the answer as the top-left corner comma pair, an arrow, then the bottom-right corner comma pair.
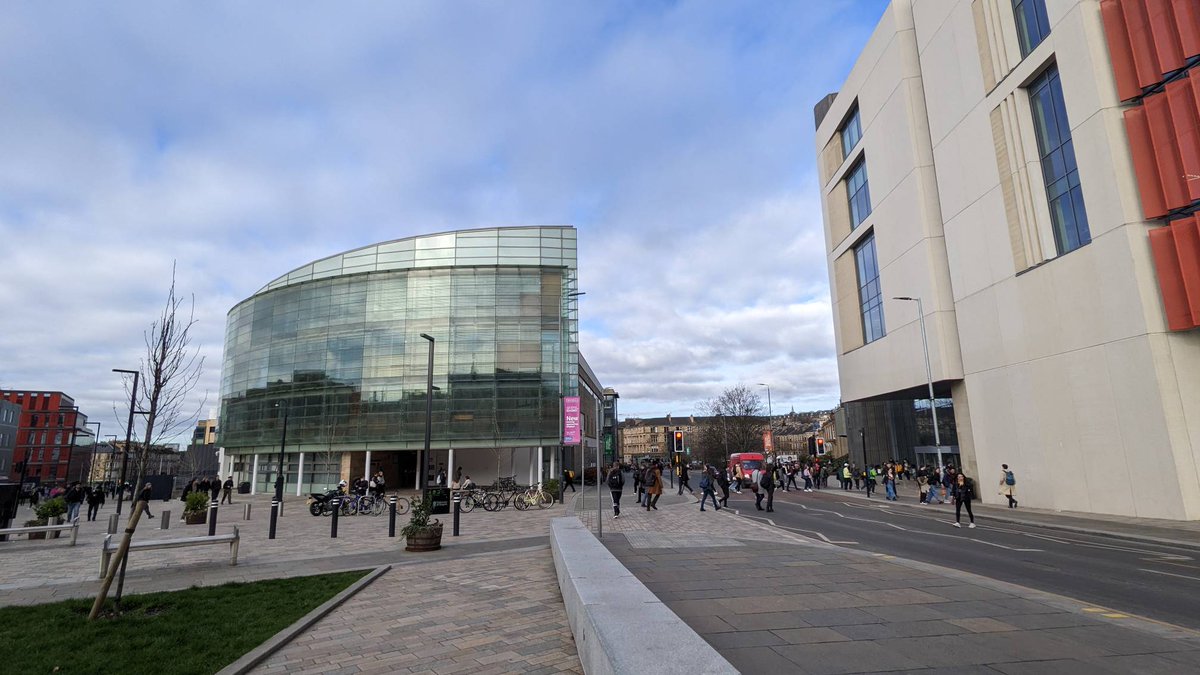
550,517 -> 736,675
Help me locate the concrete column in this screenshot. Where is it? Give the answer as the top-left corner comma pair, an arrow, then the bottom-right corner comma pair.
364,450 -> 372,481
448,447 -> 455,486
251,454 -> 259,495
296,452 -> 305,497
528,448 -> 535,486
537,446 -> 544,485
549,446 -> 556,486
415,450 -> 421,490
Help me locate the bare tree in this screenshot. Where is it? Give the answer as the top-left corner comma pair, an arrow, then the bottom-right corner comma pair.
695,385 -> 766,463
123,264 -> 207,492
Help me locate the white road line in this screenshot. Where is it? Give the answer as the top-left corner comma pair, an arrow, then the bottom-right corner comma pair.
1138,568 -> 1200,583
968,538 -> 1043,552
885,523 -> 907,531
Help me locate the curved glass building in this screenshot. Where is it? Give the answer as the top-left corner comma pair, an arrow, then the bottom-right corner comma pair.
218,226 -> 585,494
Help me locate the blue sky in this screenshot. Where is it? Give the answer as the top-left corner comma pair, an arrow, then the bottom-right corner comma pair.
0,0 -> 888,439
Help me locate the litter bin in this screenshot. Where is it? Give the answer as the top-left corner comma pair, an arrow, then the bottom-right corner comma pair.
424,487 -> 450,515
237,481 -> 251,494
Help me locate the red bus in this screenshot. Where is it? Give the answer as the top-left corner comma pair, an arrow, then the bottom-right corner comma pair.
728,453 -> 765,486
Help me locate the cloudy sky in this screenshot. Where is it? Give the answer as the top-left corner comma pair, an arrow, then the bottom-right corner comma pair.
0,0 -> 887,441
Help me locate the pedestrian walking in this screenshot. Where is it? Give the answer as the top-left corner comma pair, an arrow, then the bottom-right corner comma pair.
562,467 -> 576,492
644,462 -> 663,510
633,462 -> 644,504
928,467 -> 942,504
64,481 -> 85,523
952,472 -> 977,528
732,464 -> 743,494
884,467 -> 898,501
786,464 -> 799,491
698,466 -> 721,512
139,483 -> 155,518
917,468 -> 929,504
750,466 -> 764,511
716,466 -> 731,507
85,485 -> 103,521
606,462 -> 624,519
999,464 -> 1018,508
677,464 -> 693,496
841,463 -> 852,490
760,464 -> 776,512
220,476 -> 234,504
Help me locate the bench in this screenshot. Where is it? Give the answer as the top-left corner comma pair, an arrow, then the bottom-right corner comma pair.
0,520 -> 80,546
99,526 -> 239,578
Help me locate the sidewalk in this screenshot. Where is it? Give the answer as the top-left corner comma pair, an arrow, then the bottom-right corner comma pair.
803,479 -> 1200,548
573,486 -> 1200,674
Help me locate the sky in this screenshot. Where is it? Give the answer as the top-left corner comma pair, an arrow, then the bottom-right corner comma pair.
0,0 -> 888,442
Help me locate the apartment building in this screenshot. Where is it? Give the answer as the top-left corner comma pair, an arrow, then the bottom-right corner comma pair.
815,0 -> 1200,519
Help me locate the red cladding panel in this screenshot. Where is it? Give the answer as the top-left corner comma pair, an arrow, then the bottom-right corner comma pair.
1148,0 -> 1187,74
1175,215 -> 1200,324
1167,79 -> 1200,202
1173,0 -> 1200,57
1144,92 -> 1189,209
1149,224 -> 1195,330
1102,0 -> 1144,101
1122,0 -> 1163,89
1124,107 -> 1169,218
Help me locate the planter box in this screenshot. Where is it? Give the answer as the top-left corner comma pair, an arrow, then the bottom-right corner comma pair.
185,511 -> 207,525
404,522 -> 443,552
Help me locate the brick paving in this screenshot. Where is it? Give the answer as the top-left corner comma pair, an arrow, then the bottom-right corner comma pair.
252,546 -> 581,675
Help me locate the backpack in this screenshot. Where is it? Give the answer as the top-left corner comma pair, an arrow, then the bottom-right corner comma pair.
1004,471 -> 1015,486
644,470 -> 657,488
607,471 -> 622,490
699,474 -> 712,490
760,472 -> 774,490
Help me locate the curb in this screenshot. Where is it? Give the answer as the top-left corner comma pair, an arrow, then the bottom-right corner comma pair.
811,487 -> 1200,551
216,565 -> 391,675
550,516 -> 736,675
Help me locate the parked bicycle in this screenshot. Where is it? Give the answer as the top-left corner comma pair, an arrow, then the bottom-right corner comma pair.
513,483 -> 556,510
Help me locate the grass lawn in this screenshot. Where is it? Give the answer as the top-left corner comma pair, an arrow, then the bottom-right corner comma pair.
0,569 -> 369,675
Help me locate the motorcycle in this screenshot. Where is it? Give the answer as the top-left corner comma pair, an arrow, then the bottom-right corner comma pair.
307,488 -> 342,516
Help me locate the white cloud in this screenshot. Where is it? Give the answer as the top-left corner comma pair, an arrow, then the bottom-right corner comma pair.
0,0 -> 887,440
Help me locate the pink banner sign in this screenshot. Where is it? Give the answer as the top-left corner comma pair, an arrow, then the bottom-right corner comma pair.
563,396 -> 581,444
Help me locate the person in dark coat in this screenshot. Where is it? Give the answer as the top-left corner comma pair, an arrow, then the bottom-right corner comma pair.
139,483 -> 155,518
952,472 -> 977,528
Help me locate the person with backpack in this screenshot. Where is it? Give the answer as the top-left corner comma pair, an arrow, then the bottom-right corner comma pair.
644,462 -> 663,511
749,466 -> 764,510
677,464 -> 694,497
759,463 -> 777,512
697,466 -> 719,512
605,462 -> 625,519
952,472 -> 977,528
715,465 -> 731,507
999,464 -> 1018,508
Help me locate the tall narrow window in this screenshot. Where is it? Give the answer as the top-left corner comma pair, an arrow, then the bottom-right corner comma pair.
1029,65 -> 1090,255
855,233 -> 885,344
1013,0 -> 1050,57
846,159 -> 872,229
840,106 -> 862,158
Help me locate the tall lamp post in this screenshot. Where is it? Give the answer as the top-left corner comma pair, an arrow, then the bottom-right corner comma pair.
112,368 -> 140,516
757,383 -> 772,459
85,422 -> 101,482
893,296 -> 943,470
419,333 -> 435,492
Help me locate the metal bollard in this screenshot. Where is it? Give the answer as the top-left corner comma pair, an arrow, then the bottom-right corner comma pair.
330,498 -> 340,538
243,503 -> 252,521
452,492 -> 461,537
107,513 -> 119,535
388,496 -> 397,537
269,500 -> 279,540
208,499 -> 218,537
160,510 -> 170,530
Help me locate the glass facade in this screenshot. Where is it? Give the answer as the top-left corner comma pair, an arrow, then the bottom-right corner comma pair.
219,227 -> 580,459
855,233 -> 885,344
1013,0 -> 1050,57
840,105 -> 862,158
1029,65 -> 1090,255
847,159 -> 872,229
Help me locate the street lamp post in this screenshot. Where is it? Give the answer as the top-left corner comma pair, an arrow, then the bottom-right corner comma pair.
85,422 -> 101,482
112,368 -> 140,516
758,383 -> 773,459
420,333 -> 435,492
893,297 -> 943,470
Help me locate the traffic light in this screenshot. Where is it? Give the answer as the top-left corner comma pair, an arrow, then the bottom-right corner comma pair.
816,437 -> 826,455
674,431 -> 683,456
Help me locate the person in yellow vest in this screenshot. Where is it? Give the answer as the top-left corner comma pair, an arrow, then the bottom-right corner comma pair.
841,463 -> 852,490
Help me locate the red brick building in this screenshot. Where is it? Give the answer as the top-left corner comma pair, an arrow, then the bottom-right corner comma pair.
0,390 -> 90,485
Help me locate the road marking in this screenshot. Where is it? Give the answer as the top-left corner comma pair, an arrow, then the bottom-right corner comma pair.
767,519 -> 777,526
1082,608 -> 1106,613
1103,613 -> 1129,619
885,523 -> 907,531
741,513 -> 859,545
1138,568 -> 1200,583
967,538 -> 1043,552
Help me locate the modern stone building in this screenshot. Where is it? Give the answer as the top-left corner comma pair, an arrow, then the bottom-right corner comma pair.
815,0 -> 1200,519
217,226 -> 601,494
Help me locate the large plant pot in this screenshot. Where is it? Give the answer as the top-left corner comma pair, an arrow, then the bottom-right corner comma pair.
185,511 -> 207,525
404,521 -> 443,552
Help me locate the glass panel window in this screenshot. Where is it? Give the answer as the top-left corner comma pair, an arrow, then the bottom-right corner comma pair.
840,106 -> 862,158
1028,65 -> 1090,255
1013,0 -> 1050,57
846,159 -> 872,229
854,233 -> 885,344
